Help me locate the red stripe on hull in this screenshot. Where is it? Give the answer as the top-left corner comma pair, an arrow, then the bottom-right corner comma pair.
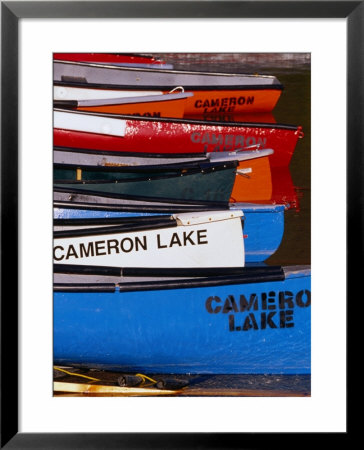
54,119 -> 302,168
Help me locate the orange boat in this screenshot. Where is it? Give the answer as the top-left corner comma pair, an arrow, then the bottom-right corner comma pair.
54,60 -> 284,113
230,156 -> 272,202
53,92 -> 193,119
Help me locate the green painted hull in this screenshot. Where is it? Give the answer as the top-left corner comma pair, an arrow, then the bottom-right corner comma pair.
54,164 -> 237,203
54,166 -> 183,181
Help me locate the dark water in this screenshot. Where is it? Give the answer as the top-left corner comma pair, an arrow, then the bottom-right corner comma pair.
267,67 -> 311,265
155,53 -> 311,266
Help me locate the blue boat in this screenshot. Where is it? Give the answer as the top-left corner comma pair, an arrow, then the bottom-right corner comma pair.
53,265 -> 311,374
54,200 -> 285,263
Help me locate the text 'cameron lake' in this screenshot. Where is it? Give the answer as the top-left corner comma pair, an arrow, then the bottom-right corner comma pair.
54,229 -> 209,261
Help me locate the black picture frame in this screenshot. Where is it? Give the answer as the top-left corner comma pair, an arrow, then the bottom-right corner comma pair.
1,1 -> 358,448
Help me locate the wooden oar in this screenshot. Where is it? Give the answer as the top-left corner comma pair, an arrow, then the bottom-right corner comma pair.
53,381 -> 180,396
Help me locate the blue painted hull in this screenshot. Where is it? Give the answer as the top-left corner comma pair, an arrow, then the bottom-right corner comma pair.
54,203 -> 285,263
54,267 -> 310,374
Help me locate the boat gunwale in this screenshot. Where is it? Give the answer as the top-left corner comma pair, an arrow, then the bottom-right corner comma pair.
53,53 -> 167,63
54,263 -> 283,278
54,215 -> 173,227
54,216 -> 177,238
54,59 -> 281,81
53,145 -> 208,160
53,202 -> 284,227
53,107 -> 300,130
52,267 -> 311,293
53,91 -> 194,108
54,80 -> 284,92
53,265 -> 290,293
53,202 -> 226,214
53,265 -> 310,293
54,148 -> 273,168
53,187 -> 229,208
53,159 -> 239,175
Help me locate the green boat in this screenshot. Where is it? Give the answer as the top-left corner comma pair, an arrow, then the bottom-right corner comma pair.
54,160 -> 238,203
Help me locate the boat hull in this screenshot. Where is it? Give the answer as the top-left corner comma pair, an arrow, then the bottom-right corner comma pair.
53,266 -> 311,374
54,161 -> 238,203
53,112 -> 302,168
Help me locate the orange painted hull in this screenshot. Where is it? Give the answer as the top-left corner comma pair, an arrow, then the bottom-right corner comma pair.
75,97 -> 187,119
181,89 -> 282,115
230,156 -> 272,202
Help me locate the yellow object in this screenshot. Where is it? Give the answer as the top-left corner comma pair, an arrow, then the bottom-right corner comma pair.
54,366 -> 100,382
53,381 -> 179,396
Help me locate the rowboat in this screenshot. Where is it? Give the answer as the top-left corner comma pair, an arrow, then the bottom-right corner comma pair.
53,210 -> 245,268
54,91 -> 193,119
53,148 -> 274,203
53,202 -> 285,263
53,53 -> 174,69
53,109 -> 303,167
53,265 -> 311,374
53,60 -> 283,113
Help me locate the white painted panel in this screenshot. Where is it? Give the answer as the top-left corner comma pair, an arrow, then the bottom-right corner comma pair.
54,215 -> 245,268
53,110 -> 126,137
54,85 -> 164,101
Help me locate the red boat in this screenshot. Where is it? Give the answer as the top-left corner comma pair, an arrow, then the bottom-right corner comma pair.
53,109 -> 303,168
